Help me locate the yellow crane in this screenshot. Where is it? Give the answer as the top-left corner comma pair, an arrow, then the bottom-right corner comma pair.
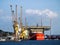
10,5 -> 29,41
10,5 -> 19,41
19,6 -> 29,39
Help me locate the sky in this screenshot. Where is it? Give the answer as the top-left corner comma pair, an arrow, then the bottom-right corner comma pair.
0,0 -> 60,35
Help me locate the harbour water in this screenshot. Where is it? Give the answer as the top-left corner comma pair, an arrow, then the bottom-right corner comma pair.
0,40 -> 60,45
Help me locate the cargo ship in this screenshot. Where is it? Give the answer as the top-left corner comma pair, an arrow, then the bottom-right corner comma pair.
0,5 -> 60,41
8,5 -> 51,41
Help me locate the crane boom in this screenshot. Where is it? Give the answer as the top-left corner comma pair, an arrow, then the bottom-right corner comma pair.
15,5 -> 18,22
20,6 -> 23,29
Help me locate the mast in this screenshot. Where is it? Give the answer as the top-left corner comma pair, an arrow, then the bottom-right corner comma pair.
25,17 -> 27,30
41,16 -> 42,26
50,18 -> 52,36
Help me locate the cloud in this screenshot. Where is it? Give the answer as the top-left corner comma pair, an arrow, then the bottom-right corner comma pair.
26,9 -> 58,18
42,9 -> 57,18
26,9 -> 42,15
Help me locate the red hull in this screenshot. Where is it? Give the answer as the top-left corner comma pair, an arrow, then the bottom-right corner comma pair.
36,33 -> 44,40
30,33 -> 44,40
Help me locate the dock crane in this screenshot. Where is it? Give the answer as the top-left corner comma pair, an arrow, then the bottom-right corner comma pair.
18,6 -> 29,39
10,5 -> 19,41
10,5 -> 29,41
